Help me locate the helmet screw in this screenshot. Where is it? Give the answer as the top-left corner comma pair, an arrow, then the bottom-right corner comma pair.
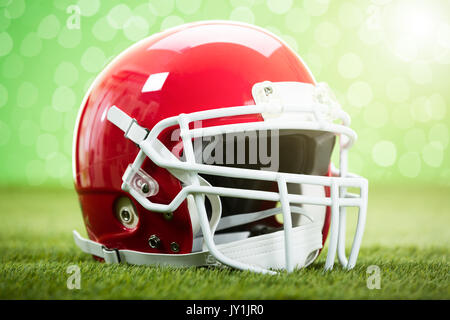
163,211 -> 173,220
170,242 -> 180,253
148,235 -> 161,249
141,183 -> 150,194
264,86 -> 273,96
119,209 -> 131,223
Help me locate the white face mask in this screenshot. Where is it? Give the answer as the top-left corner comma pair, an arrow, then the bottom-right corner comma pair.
73,81 -> 368,274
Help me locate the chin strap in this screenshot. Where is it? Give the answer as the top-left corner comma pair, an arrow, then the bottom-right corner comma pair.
73,219 -> 323,270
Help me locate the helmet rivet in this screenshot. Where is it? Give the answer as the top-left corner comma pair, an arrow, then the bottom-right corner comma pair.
170,242 -> 180,253
141,183 -> 150,194
163,211 -> 173,220
148,235 -> 161,249
264,86 -> 273,96
119,209 -> 131,223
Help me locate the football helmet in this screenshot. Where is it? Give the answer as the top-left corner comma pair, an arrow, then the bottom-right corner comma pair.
72,21 -> 368,274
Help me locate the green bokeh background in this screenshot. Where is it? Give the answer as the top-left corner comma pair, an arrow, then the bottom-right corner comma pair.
0,0 -> 449,189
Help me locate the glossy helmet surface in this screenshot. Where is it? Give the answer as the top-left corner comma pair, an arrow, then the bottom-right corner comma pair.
73,21 -> 368,274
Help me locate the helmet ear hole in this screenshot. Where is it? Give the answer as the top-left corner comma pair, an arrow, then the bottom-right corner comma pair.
114,196 -> 139,229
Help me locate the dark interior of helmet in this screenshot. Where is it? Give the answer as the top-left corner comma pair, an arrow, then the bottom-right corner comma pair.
197,129 -> 335,233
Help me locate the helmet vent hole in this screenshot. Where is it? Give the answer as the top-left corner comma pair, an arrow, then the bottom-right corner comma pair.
114,197 -> 139,229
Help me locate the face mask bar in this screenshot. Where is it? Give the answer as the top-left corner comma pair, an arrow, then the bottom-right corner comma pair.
104,82 -> 368,274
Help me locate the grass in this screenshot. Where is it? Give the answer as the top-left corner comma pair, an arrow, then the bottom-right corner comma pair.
0,185 -> 449,299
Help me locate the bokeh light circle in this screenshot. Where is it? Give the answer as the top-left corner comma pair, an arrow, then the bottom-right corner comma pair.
81,47 -> 106,73
54,62 -> 79,87
123,16 -> 149,41
411,96 -> 432,122
428,93 -> 446,120
57,28 -> 81,48
92,16 -> 117,41
77,0 -> 100,17
150,0 -> 174,17
372,140 -> 397,167
422,142 -> 444,167
338,52 -> 363,79
0,9 -> 11,32
347,81 -> 373,108
0,1 -> 11,8
45,152 -> 70,179
37,15 -> 61,39
132,4 -> 157,28
429,123 -> 449,147
4,0 -> 25,19
107,4 -> 132,29
352,128 -> 381,160
52,86 -> 76,112
229,6 -> 255,24
285,7 -> 310,34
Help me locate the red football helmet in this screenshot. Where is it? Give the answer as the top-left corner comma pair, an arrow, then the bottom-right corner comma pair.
72,21 -> 368,274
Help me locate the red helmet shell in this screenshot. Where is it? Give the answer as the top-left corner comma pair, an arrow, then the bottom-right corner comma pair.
73,21 -> 329,255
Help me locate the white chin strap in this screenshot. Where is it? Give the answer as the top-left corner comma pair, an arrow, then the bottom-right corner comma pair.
73,219 -> 322,270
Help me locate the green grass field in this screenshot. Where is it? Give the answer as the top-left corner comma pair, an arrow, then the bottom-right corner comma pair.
0,185 -> 448,299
